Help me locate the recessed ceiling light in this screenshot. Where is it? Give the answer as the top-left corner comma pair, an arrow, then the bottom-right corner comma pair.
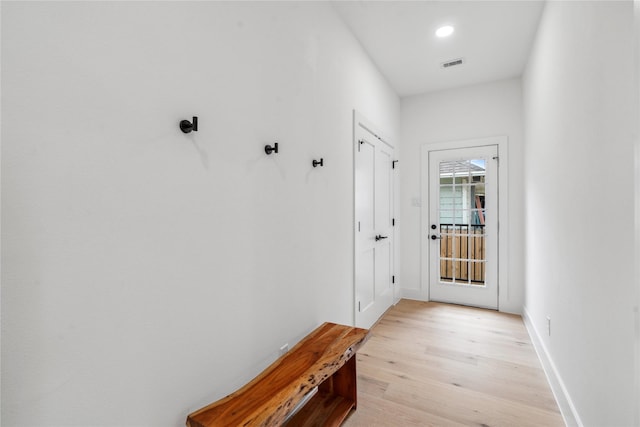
435,25 -> 455,38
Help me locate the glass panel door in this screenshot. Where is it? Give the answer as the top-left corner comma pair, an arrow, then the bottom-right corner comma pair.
428,145 -> 498,309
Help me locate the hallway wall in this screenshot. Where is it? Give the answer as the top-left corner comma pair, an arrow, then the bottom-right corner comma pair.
636,0 -> 640,422
0,3 -> 399,426
523,1 -> 637,425
399,78 -> 525,314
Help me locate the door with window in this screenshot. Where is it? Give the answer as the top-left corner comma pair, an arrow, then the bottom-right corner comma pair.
354,116 -> 394,328
428,145 -> 498,309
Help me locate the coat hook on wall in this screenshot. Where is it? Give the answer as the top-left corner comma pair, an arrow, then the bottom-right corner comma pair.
312,158 -> 324,168
180,116 -> 198,134
265,142 -> 279,155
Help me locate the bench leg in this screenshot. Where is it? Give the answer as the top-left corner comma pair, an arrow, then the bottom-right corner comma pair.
318,356 -> 358,409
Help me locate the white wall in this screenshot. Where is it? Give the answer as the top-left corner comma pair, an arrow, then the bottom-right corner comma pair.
0,2 -> 399,426
523,1 -> 636,425
636,1 -> 640,424
399,78 -> 525,314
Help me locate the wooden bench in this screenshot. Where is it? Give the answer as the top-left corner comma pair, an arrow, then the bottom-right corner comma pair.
186,322 -> 370,427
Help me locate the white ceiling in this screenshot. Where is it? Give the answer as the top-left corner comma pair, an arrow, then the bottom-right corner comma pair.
332,0 -> 545,97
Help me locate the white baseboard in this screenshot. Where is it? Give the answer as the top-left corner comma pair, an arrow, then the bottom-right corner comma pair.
522,306 -> 582,427
398,288 -> 426,301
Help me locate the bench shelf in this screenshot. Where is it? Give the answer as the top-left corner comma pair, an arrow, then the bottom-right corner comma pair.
284,390 -> 352,427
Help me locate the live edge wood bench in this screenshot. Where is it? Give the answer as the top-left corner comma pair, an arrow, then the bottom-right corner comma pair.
186,323 -> 370,427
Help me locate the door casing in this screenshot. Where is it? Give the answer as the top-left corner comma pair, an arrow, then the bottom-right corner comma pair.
419,136 -> 510,310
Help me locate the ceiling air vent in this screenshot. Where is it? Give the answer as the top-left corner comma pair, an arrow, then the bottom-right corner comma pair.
441,58 -> 464,69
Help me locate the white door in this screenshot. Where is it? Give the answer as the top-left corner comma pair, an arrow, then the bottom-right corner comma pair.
428,145 -> 498,309
354,118 -> 394,329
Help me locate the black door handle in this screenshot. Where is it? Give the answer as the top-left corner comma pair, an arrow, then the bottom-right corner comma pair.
375,235 -> 388,241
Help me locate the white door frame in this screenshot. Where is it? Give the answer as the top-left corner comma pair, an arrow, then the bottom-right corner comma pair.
353,110 -> 397,326
420,136 -> 509,310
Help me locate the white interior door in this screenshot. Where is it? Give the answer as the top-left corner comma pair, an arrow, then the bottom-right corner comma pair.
428,145 -> 498,309
355,118 -> 394,328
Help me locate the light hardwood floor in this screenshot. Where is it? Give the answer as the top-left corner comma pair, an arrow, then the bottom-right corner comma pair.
343,299 -> 564,427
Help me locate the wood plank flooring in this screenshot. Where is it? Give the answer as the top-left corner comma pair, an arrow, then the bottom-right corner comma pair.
343,299 -> 564,427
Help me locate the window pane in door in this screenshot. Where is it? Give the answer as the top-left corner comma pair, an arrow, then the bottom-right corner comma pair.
438,159 -> 488,286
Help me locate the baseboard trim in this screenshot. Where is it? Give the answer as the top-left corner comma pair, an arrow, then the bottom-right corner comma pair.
399,288 -> 425,301
522,306 -> 582,427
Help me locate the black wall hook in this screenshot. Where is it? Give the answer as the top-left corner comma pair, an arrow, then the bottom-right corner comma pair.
265,142 -> 279,155
312,158 -> 324,168
180,116 -> 198,133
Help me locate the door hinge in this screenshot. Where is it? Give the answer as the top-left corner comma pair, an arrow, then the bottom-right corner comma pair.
358,221 -> 361,232
392,218 -> 396,226
392,275 -> 395,284
358,301 -> 361,312
392,160 -> 398,169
